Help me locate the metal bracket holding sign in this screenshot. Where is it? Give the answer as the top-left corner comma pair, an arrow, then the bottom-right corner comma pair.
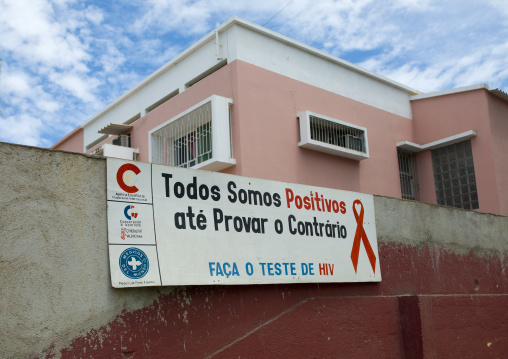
107,158 -> 381,287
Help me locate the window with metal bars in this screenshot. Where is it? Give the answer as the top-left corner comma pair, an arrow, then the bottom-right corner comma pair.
151,102 -> 212,168
432,140 -> 479,210
297,111 -> 369,161
309,115 -> 366,153
150,95 -> 235,171
397,150 -> 419,200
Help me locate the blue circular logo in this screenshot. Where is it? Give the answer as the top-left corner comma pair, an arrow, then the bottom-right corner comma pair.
119,247 -> 149,279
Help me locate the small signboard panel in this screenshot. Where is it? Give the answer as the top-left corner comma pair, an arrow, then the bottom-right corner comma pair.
107,158 -> 381,287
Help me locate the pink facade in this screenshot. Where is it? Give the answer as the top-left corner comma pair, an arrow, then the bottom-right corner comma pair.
411,89 -> 507,215
53,59 -> 508,216
487,94 -> 508,215
51,127 -> 83,153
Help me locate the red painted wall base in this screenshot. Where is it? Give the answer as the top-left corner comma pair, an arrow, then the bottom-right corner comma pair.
54,243 -> 508,358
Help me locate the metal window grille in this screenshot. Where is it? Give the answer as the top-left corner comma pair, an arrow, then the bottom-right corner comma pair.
151,102 -> 212,168
432,140 -> 479,210
309,115 -> 366,153
398,150 -> 419,200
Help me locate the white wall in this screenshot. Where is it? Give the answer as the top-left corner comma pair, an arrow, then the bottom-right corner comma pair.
83,37 -> 224,150
228,25 -> 414,120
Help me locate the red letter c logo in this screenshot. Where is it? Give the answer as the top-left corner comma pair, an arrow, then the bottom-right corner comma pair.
117,163 -> 141,193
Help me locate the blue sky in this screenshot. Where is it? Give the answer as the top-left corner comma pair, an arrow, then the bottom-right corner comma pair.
1,0 -> 507,148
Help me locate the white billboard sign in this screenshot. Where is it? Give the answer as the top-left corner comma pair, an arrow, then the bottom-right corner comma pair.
107,158 -> 381,287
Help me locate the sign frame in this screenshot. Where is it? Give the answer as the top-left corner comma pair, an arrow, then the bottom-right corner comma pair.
107,158 -> 381,287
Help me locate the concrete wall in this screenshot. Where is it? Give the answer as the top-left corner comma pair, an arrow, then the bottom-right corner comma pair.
1,142 -> 507,358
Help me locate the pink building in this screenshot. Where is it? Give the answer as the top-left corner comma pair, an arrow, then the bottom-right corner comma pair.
52,17 -> 508,217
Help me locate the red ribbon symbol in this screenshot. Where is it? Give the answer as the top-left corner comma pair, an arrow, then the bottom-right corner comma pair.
351,200 -> 377,273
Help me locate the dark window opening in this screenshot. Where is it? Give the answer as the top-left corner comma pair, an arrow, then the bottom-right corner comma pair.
398,150 -> 419,200
113,134 -> 131,147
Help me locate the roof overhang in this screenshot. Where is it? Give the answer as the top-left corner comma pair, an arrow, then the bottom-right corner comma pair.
410,84 -> 488,101
98,123 -> 132,135
489,88 -> 508,103
410,84 -> 508,104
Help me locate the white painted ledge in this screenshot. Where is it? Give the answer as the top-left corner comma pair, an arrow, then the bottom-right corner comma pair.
396,130 -> 477,152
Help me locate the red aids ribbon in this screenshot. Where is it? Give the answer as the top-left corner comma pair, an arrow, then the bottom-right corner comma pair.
351,200 -> 377,273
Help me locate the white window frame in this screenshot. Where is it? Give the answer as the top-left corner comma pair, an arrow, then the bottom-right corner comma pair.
297,110 -> 369,161
149,95 -> 235,171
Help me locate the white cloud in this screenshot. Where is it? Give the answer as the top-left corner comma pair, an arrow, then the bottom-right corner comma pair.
1,0 -> 507,149
0,114 -> 44,146
269,0 -> 508,92
1,70 -> 32,93
0,66 -> 61,113
47,72 -> 100,103
132,0 -> 214,35
36,99 -> 60,112
96,39 -> 127,73
0,0 -> 92,70
0,0 -> 113,146
487,0 -> 508,18
131,0 -> 285,36
393,0 -> 436,11
365,38 -> 508,93
273,0 -> 400,53
82,5 -> 104,25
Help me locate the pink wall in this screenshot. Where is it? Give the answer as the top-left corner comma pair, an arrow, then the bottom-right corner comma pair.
132,65 -> 236,163
53,63 -> 507,216
411,89 -> 502,215
231,60 -> 412,197
123,60 -> 414,199
415,151 -> 436,204
51,127 -> 84,153
487,94 -> 508,216
70,62 -> 237,159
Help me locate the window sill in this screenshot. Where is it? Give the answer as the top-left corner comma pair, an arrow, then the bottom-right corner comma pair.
194,157 -> 236,171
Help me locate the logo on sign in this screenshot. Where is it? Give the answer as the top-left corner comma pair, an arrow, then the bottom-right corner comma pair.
124,205 -> 138,220
119,247 -> 149,279
117,163 -> 141,193
119,204 -> 143,240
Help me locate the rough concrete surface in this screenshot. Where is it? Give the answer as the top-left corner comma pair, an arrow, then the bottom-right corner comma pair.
0,142 -> 507,358
374,195 -> 508,257
0,143 -> 174,358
